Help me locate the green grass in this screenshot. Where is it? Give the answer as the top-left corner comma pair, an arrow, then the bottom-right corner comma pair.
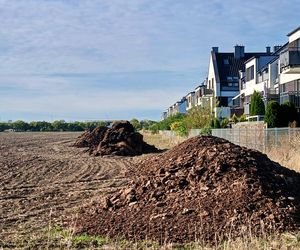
3,224 -> 300,249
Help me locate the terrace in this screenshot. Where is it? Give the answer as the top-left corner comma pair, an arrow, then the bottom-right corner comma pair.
280,46 -> 300,74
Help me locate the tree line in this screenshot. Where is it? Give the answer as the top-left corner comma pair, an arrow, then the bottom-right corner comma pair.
0,120 -> 109,132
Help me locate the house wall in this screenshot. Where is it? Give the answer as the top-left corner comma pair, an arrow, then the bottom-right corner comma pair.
243,58 -> 261,96
179,101 -> 187,113
270,59 -> 279,88
195,88 -> 201,106
289,29 -> 300,43
186,93 -> 195,110
208,52 -> 219,96
279,71 -> 300,85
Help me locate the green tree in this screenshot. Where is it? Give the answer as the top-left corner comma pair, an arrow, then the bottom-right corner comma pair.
130,118 -> 141,131
184,106 -> 212,129
265,101 -> 281,128
52,120 -> 67,131
12,120 -> 29,131
250,91 -> 265,116
0,122 -> 10,132
280,101 -> 297,127
170,121 -> 188,136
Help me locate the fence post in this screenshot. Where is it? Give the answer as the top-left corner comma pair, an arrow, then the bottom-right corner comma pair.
275,127 -> 278,148
264,128 -> 267,153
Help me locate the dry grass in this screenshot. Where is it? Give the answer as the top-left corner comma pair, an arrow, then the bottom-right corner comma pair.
142,131 -> 185,150
9,225 -> 300,250
266,133 -> 300,172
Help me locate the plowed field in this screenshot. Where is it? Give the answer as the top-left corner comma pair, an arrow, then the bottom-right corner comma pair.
0,132 -> 134,246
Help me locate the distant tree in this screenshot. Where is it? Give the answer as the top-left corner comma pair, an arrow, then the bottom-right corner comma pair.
130,118 -> 141,131
140,120 -> 157,130
265,101 -> 281,128
185,106 -> 212,129
52,120 -> 67,131
250,91 -> 265,116
0,122 -> 10,132
67,121 -> 85,131
280,101 -> 297,127
170,121 -> 188,136
12,120 -> 29,131
157,113 -> 186,130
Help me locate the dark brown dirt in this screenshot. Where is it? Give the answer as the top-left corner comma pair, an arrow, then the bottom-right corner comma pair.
75,136 -> 300,244
74,121 -> 159,156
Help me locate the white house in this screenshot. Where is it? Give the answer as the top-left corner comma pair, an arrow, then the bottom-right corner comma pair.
186,91 -> 195,110
207,45 -> 269,118
278,27 -> 300,111
238,53 -> 279,115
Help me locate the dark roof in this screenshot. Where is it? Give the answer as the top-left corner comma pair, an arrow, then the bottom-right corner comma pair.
287,27 -> 300,36
215,52 -> 268,82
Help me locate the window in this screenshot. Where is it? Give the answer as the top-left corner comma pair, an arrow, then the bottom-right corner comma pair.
228,82 -> 233,86
234,82 -> 239,87
233,77 -> 239,81
224,59 -> 229,65
211,78 -> 214,89
246,66 -> 254,81
227,76 -> 233,81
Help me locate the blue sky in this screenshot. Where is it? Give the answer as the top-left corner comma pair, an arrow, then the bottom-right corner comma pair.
0,0 -> 299,121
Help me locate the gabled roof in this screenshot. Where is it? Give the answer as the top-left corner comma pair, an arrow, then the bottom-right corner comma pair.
287,26 -> 300,36
215,52 -> 268,82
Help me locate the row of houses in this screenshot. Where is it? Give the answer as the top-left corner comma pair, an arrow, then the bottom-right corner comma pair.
162,27 -> 300,120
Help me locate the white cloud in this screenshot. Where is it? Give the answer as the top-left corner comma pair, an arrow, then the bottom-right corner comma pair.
0,0 -> 299,120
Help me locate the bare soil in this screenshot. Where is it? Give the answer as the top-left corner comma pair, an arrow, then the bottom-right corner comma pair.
0,132 -> 135,246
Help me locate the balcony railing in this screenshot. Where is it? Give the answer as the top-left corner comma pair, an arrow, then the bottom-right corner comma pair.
280,47 -> 300,72
280,91 -> 300,108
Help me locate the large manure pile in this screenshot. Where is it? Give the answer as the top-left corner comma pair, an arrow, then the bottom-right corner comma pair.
74,120 -> 159,156
74,136 -> 300,243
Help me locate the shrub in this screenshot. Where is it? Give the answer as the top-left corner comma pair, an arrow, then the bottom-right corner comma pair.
200,127 -> 212,135
231,114 -> 239,124
265,101 -> 281,128
250,91 -> 265,116
280,101 -> 297,127
239,114 -> 247,122
185,106 -> 213,129
170,121 -> 188,137
221,118 -> 230,128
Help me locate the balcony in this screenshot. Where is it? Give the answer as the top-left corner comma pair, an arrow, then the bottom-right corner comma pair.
280,91 -> 300,108
280,47 -> 300,74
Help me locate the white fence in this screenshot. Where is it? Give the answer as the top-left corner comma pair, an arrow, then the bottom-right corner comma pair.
159,128 -> 300,153
211,127 -> 300,152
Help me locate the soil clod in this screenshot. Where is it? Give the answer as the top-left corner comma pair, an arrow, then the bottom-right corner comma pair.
75,136 -> 300,244
74,120 -> 159,156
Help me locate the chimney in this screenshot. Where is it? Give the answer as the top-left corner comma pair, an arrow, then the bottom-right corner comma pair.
234,45 -> 245,59
212,47 -> 219,53
266,46 -> 271,54
273,45 -> 282,53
